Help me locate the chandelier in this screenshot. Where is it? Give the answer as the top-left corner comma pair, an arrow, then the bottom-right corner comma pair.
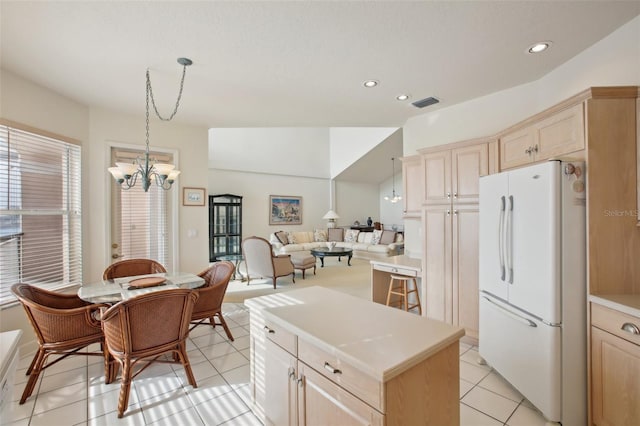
108,57 -> 192,192
384,157 -> 402,203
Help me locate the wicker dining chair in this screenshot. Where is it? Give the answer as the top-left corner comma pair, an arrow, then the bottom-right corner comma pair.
190,261 -> 235,341
11,283 -> 111,404
102,258 -> 166,280
100,289 -> 199,418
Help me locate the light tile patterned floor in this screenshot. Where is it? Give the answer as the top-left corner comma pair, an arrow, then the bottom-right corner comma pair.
2,303 -> 548,425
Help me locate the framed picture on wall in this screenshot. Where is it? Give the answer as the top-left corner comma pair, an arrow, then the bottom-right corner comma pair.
183,187 -> 206,206
270,195 -> 302,225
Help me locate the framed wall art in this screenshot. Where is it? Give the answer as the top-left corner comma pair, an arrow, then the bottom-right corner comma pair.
269,195 -> 302,225
183,187 -> 206,206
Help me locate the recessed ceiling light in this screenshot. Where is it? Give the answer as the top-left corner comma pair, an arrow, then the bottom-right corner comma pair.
363,80 -> 379,88
527,41 -> 552,54
396,94 -> 410,101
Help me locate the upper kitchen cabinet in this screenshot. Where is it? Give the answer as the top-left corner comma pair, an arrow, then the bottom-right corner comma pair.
400,155 -> 423,218
500,103 -> 585,170
419,140 -> 494,206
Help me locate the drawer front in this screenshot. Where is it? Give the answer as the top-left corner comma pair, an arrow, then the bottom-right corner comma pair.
373,263 -> 417,277
263,319 -> 298,356
591,303 -> 640,346
298,339 -> 383,411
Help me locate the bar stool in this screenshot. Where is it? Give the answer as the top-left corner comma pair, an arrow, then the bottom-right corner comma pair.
386,274 -> 422,315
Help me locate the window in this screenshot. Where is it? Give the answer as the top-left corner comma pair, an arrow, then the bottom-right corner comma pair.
209,194 -> 242,261
0,123 -> 82,305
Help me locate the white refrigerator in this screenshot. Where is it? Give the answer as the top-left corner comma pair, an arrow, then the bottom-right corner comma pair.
478,160 -> 586,425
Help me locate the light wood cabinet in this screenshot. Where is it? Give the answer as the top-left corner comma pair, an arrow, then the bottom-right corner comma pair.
422,144 -> 488,205
419,142 -> 487,343
247,286 -> 464,426
264,339 -> 297,426
590,303 -> 640,426
297,361 -> 384,426
400,155 -> 423,218
422,204 -> 480,341
500,103 -> 584,170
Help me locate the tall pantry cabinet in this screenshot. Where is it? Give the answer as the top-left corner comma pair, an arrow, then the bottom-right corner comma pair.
418,140 -> 497,342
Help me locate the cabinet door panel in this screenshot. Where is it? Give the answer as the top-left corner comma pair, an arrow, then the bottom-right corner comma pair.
402,156 -> 424,217
298,362 -> 384,426
535,103 -> 584,160
264,339 -> 297,426
591,327 -> 640,426
423,151 -> 451,205
452,144 -> 488,204
423,206 -> 452,323
452,206 -> 480,340
500,127 -> 534,170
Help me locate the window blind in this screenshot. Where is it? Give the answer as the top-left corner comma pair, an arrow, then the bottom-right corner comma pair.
0,124 -> 82,305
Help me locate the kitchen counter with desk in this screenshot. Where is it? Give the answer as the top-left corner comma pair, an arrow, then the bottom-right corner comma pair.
370,255 -> 422,310
245,286 -> 464,425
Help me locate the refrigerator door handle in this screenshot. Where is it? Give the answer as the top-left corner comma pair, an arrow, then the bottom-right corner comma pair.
507,195 -> 514,282
499,196 -> 506,281
482,296 -> 537,328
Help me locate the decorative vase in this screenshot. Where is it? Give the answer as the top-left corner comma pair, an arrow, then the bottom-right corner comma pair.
326,241 -> 336,250
367,217 -> 373,227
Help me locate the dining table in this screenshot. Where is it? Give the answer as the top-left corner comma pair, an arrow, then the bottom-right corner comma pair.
78,272 -> 205,304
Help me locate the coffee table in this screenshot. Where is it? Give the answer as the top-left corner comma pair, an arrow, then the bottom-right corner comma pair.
310,247 -> 353,267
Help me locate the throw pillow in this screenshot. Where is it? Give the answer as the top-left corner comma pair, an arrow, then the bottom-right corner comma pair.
313,229 -> 328,242
379,230 -> 396,245
371,229 -> 383,244
327,227 -> 344,242
344,229 -> 360,243
286,231 -> 298,244
274,231 -> 289,245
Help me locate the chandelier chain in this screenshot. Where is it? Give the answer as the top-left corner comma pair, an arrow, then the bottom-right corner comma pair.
146,64 -> 188,122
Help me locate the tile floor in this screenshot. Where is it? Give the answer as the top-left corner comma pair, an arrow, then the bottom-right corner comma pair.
2,303 -> 549,426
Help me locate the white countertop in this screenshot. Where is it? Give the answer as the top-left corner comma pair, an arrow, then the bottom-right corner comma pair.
370,255 -> 422,271
589,294 -> 640,318
245,286 -> 464,382
0,330 -> 22,380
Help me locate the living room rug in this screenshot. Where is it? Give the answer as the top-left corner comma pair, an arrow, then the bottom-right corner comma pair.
223,257 -> 372,303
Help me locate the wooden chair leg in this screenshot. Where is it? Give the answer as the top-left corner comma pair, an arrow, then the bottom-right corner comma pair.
386,278 -> 393,306
20,348 -> 46,404
117,360 -> 132,418
215,312 -> 235,341
178,343 -> 197,388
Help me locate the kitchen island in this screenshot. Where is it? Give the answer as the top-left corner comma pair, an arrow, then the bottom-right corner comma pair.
245,286 -> 464,425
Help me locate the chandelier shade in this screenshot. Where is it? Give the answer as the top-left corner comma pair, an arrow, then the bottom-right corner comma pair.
384,157 -> 402,203
108,58 -> 191,192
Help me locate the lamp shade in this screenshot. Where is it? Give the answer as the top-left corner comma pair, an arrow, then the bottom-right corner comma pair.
322,210 -> 340,220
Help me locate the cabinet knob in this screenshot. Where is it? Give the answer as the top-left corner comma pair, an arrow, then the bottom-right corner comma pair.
263,325 -> 275,334
446,192 -> 451,199
621,322 -> 640,335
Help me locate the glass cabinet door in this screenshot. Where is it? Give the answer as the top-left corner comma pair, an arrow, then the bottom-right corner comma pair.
209,194 -> 242,261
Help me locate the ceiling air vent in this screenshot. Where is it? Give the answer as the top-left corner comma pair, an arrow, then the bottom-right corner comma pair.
412,96 -> 439,109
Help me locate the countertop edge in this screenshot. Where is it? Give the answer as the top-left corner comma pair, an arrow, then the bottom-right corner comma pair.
589,294 -> 640,318
262,304 -> 464,383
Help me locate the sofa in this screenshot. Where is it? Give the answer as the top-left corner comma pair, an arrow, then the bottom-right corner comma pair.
269,228 -> 404,260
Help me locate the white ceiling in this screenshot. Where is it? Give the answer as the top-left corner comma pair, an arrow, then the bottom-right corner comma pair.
1,1 -> 639,184
2,1 -> 639,129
